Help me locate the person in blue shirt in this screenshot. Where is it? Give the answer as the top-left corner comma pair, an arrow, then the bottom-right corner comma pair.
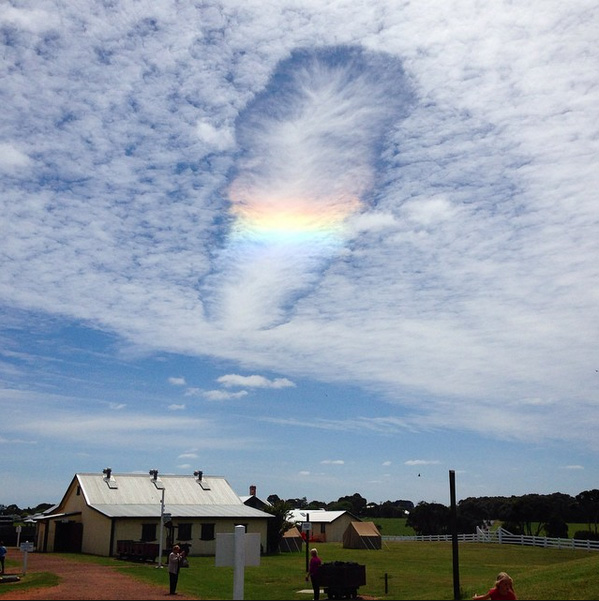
0,541 -> 7,574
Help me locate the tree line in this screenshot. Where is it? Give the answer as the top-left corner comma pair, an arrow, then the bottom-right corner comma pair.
264,489 -> 599,544
4,489 -> 599,544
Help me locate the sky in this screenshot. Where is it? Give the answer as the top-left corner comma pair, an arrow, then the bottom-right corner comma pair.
1,0 -> 598,511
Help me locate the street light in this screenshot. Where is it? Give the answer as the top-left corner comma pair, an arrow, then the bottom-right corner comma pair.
157,487 -> 165,568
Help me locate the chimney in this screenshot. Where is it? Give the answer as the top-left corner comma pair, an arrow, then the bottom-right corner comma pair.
249,485 -> 256,496
194,470 -> 203,481
102,467 -> 112,479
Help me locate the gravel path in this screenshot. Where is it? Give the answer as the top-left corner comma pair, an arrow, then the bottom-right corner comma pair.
0,548 -> 200,600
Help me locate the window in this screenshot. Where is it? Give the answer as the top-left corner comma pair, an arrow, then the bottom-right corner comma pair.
320,524 -> 326,534
141,523 -> 157,542
178,523 -> 192,540
200,523 -> 215,541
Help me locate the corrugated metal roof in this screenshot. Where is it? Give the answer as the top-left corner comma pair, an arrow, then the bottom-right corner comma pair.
287,509 -> 353,523
91,504 -> 273,519
78,473 -> 241,505
71,473 -> 272,519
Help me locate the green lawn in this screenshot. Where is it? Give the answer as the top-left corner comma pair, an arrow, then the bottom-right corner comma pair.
3,541 -> 599,600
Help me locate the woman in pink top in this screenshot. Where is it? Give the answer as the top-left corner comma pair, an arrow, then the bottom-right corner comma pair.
305,547 -> 322,600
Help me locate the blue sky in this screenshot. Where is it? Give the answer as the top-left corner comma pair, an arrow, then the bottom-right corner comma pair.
1,0 -> 598,509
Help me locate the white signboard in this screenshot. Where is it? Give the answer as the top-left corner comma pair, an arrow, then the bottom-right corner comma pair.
20,541 -> 34,552
215,532 -> 261,567
301,521 -> 311,532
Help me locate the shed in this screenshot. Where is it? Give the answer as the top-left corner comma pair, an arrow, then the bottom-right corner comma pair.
342,521 -> 382,549
286,509 -> 359,543
279,526 -> 304,552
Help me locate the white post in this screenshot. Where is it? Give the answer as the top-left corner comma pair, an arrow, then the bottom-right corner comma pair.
22,544 -> 29,575
233,525 -> 245,600
157,488 -> 165,568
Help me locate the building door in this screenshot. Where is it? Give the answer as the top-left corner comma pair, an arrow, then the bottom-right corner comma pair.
54,521 -> 83,552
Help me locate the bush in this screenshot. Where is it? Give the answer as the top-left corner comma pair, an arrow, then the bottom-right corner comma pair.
573,530 -> 599,541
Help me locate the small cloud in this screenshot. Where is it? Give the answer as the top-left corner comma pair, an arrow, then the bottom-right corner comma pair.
217,374 -> 295,389
562,465 -> 584,470
167,403 -> 186,411
299,470 -> 310,476
404,459 -> 441,466
382,460 -> 392,466
0,142 -> 31,172
195,120 -> 235,152
178,453 -> 198,459
202,389 -> 249,401
184,388 -> 201,396
177,463 -> 192,469
0,436 -> 37,445
169,377 -> 186,386
320,459 -> 344,465
108,402 -> 126,410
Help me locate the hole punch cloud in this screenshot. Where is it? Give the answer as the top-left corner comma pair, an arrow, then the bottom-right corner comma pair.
201,46 -> 414,330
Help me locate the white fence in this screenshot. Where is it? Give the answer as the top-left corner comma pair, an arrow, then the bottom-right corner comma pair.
382,527 -> 599,552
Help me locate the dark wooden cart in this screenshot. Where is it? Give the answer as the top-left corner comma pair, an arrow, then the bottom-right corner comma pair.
116,540 -> 159,562
319,561 -> 366,599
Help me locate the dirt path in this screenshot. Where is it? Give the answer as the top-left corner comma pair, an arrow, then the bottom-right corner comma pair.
0,548 -> 200,600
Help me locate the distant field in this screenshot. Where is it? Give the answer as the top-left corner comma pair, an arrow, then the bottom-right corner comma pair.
371,517 -> 416,536
371,518 -> 596,539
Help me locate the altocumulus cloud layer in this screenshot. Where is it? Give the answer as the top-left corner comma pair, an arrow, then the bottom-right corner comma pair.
1,0 -> 599,504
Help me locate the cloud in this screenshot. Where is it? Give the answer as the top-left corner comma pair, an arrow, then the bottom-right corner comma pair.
201,389 -> 249,401
0,143 -> 31,173
217,374 -> 295,389
320,459 -> 344,465
169,377 -> 186,386
405,460 -> 441,466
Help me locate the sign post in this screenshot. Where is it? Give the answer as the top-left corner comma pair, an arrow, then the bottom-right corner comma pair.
215,527 -> 261,600
20,541 -> 34,575
303,513 -> 311,572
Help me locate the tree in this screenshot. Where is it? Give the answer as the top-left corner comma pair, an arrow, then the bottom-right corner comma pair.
544,514 -> 569,538
576,489 -> 599,534
263,499 -> 294,554
406,502 -> 451,535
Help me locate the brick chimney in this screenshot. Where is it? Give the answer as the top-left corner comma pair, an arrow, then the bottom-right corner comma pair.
249,485 -> 256,496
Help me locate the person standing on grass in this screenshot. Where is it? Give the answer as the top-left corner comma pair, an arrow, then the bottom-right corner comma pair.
0,541 -> 6,574
305,547 -> 322,601
167,543 -> 185,595
472,571 -> 517,600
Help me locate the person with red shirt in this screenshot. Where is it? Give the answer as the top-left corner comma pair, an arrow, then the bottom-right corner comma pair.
305,547 -> 322,600
473,571 -> 517,600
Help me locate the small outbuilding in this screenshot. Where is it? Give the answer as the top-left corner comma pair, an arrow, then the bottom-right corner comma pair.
279,525 -> 304,552
342,521 -> 382,549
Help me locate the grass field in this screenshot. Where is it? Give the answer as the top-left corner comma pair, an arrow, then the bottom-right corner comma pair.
4,541 -> 599,600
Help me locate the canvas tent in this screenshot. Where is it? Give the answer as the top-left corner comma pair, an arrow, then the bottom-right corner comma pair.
279,525 -> 304,552
342,521 -> 382,549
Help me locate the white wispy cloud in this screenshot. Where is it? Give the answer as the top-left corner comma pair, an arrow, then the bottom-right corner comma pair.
217,374 -> 295,389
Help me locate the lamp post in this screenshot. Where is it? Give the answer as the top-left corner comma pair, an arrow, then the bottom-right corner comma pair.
157,488 -> 165,568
